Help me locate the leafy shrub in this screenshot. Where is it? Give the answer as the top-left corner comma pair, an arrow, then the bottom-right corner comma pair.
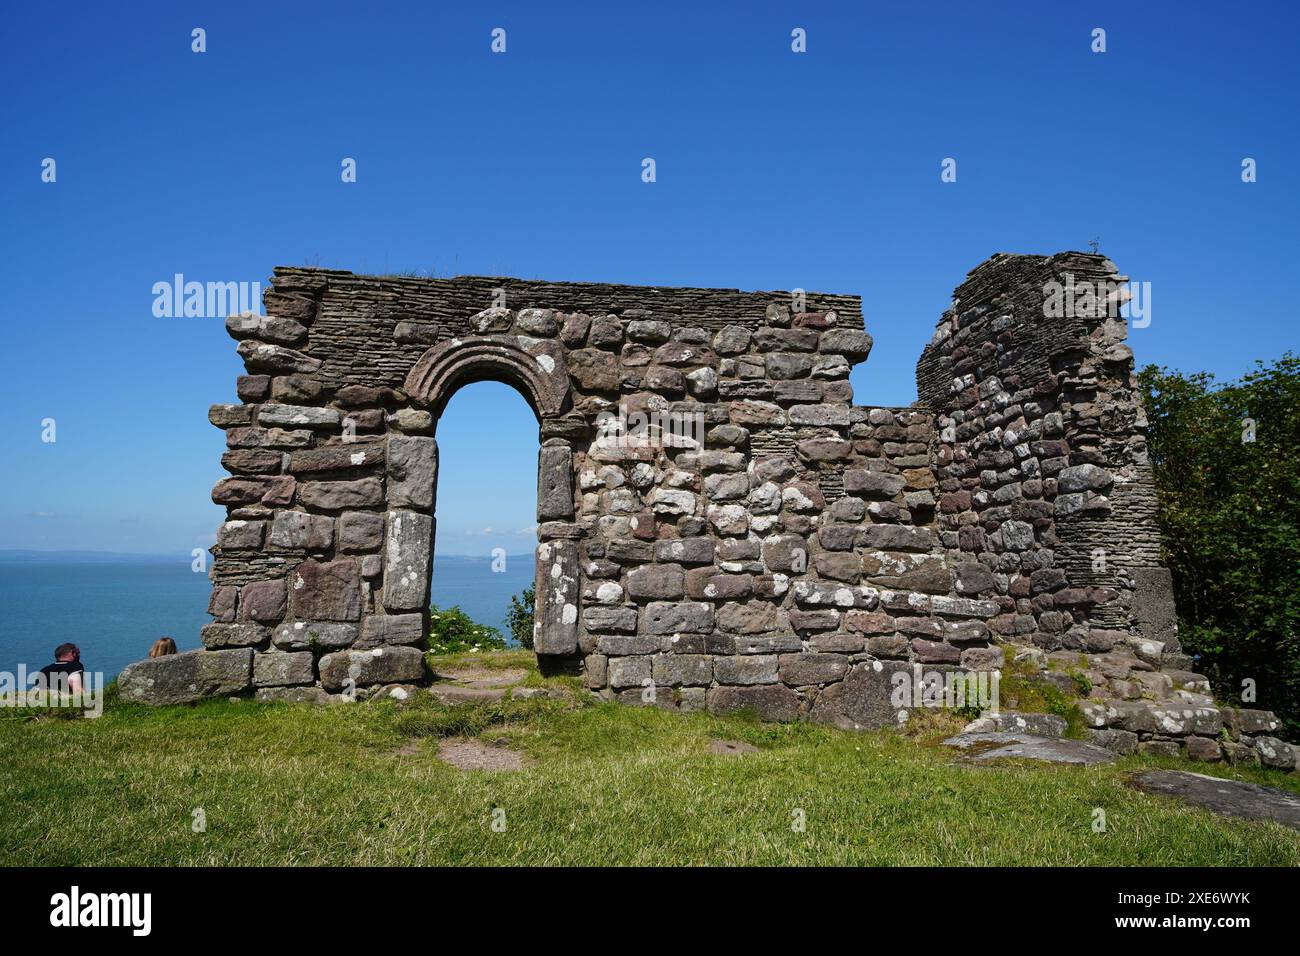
506,584 -> 535,649
1140,354 -> 1300,735
427,604 -> 508,655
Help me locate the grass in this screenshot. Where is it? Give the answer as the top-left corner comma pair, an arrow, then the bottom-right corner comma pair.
428,647 -> 582,691
1001,654 -> 1090,737
3,653 -> 1299,866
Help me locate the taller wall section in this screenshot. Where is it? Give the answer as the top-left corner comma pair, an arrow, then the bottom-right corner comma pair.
916,251 -> 1182,665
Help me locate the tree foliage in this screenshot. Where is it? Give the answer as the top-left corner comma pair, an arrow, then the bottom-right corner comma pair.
507,584 -> 535,650
1139,353 -> 1300,734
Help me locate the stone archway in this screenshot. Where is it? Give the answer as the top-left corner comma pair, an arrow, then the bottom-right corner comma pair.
404,335 -> 571,421
396,334 -> 581,658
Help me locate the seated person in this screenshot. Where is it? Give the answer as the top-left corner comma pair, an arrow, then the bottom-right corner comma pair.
37,643 -> 84,695
149,636 -> 177,658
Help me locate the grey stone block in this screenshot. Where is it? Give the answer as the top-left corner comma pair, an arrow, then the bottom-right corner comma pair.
119,648 -> 253,705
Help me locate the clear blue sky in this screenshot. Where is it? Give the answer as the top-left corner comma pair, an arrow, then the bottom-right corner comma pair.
1,1 -> 1295,556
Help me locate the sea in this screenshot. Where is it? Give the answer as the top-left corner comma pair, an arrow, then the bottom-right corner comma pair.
0,552 -> 534,681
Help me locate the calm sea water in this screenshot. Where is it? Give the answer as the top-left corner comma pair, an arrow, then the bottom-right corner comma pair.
0,555 -> 534,680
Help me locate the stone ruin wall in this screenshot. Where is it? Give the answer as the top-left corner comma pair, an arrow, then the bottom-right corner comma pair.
114,251 -> 1296,766
917,252 -> 1184,668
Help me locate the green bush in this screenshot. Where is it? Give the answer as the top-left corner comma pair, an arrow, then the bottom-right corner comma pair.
506,584 -> 535,649
1139,353 -> 1300,736
427,604 -> 508,655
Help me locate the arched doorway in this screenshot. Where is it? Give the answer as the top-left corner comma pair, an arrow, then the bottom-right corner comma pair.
386,335 -> 581,658
428,379 -> 539,644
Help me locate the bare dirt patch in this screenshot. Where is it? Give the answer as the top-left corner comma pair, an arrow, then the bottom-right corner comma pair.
709,739 -> 760,756
437,738 -> 525,771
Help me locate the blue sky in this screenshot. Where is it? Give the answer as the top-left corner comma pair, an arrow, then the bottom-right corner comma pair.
0,1 -> 1295,556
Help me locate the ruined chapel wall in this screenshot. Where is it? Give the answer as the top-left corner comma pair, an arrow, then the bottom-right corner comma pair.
110,255 -> 1300,767
195,265 -> 1012,715
165,253 -> 1181,723
915,251 -> 1182,666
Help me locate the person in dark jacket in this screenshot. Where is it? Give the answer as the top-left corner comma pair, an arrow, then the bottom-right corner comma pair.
37,642 -> 84,695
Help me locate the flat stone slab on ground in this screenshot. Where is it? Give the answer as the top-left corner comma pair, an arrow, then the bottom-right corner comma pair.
510,686 -> 566,700
943,732 -> 1117,766
709,739 -> 760,756
432,666 -> 528,688
437,739 -> 524,771
1128,770 -> 1300,830
429,684 -> 507,705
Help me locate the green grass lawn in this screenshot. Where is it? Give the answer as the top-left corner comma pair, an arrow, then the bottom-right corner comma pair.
4,651 -> 1299,866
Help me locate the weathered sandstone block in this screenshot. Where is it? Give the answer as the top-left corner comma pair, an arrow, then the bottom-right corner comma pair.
119,648 -> 253,705
290,559 -> 361,622
318,646 -> 426,691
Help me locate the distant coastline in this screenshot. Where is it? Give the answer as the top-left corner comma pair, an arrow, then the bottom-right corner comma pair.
0,550 -> 536,680
0,549 -> 184,564
0,549 -> 534,564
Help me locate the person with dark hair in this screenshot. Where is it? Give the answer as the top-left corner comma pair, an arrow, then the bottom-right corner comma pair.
38,643 -> 84,695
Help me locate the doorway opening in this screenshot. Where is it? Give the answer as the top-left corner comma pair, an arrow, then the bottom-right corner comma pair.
428,380 -> 538,651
